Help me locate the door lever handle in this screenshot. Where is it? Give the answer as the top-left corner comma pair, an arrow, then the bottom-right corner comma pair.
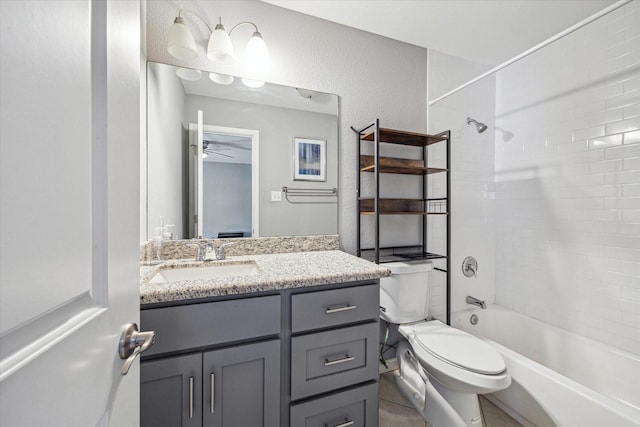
119,323 -> 155,375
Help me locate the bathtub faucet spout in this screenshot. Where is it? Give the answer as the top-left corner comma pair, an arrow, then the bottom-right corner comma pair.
466,295 -> 486,309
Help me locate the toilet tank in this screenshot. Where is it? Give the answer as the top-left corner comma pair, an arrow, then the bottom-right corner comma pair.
379,261 -> 433,324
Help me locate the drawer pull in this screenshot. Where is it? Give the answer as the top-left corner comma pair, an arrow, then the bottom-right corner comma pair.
188,376 -> 194,419
325,304 -> 357,314
324,354 -> 355,366
333,419 -> 355,427
210,373 -> 215,413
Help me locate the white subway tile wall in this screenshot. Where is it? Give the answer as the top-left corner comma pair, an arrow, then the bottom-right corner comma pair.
494,1 -> 640,355
428,51 -> 497,319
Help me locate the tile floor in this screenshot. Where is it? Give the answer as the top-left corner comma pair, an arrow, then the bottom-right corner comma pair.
379,371 -> 523,427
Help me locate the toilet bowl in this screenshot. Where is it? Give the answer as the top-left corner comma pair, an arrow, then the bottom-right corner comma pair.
380,261 -> 510,427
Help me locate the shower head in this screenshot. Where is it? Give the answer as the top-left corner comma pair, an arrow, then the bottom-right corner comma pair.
466,117 -> 488,133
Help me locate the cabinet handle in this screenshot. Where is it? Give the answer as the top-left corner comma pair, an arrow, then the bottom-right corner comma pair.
325,304 -> 356,314
188,376 -> 194,419
324,354 -> 355,366
333,419 -> 355,427
210,373 -> 215,413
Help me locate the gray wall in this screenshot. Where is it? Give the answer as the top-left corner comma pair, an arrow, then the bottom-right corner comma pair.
185,95 -> 338,237
203,162 -> 252,238
147,62 -> 188,238
146,0 -> 429,252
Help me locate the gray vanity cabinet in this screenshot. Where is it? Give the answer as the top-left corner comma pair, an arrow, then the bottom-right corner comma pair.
140,295 -> 281,427
140,280 -> 381,427
140,341 -> 279,427
289,284 -> 380,426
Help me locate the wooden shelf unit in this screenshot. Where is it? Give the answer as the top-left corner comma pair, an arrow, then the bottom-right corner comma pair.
353,119 -> 452,324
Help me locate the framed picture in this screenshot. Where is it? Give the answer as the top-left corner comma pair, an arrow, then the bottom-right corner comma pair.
293,137 -> 326,181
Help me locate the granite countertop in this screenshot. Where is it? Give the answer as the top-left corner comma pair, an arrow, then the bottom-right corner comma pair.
140,250 -> 390,305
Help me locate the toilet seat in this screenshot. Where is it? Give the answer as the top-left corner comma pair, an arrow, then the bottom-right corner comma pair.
406,320 -> 505,375
399,320 -> 510,394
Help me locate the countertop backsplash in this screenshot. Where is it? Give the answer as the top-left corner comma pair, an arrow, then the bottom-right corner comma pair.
140,235 -> 340,264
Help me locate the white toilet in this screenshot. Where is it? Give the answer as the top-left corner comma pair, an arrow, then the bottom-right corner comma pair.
380,261 -> 510,427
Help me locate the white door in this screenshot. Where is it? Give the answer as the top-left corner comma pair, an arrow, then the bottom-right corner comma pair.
0,1 -> 142,426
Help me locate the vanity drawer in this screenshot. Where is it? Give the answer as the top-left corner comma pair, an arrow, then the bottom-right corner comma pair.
291,322 -> 378,400
141,295 -> 281,357
290,382 -> 378,427
291,284 -> 379,333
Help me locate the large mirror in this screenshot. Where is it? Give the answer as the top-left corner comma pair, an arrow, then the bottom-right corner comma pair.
146,62 -> 339,240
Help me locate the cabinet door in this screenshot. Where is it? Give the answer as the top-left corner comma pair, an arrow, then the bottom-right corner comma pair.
141,353 -> 202,427
203,340 -> 281,427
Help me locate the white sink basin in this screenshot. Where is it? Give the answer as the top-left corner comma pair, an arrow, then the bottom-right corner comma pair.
149,261 -> 259,283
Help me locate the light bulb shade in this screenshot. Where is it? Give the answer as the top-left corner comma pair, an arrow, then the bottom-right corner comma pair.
209,72 -> 234,85
207,24 -> 235,63
245,32 -> 270,71
241,78 -> 265,89
167,19 -> 198,60
176,68 -> 202,81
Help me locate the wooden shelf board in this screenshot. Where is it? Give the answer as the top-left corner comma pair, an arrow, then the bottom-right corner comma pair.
359,198 -> 447,215
360,128 -> 447,147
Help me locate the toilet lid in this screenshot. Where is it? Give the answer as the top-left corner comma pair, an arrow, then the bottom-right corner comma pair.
403,321 -> 506,375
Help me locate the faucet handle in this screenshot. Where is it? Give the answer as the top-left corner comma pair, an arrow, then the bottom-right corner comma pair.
187,241 -> 210,261
462,256 -> 478,278
216,242 -> 234,260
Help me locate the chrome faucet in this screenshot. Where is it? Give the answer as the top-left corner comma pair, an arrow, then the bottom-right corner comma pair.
188,242 -> 212,262
466,295 -> 486,309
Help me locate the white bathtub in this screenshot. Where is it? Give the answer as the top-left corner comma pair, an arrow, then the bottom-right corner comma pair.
451,305 -> 640,427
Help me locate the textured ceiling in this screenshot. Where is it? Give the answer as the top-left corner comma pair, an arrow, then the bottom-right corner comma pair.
261,0 -> 617,66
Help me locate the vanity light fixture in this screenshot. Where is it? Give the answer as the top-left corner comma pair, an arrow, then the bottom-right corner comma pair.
167,10 -> 269,70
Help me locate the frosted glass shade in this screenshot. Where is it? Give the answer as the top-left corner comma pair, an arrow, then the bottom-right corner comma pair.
207,24 -> 235,63
245,32 -> 270,70
209,72 -> 234,85
176,68 -> 202,81
242,78 -> 265,89
167,19 -> 198,60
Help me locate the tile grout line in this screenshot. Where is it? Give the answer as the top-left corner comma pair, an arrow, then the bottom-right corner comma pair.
379,396 -> 416,410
